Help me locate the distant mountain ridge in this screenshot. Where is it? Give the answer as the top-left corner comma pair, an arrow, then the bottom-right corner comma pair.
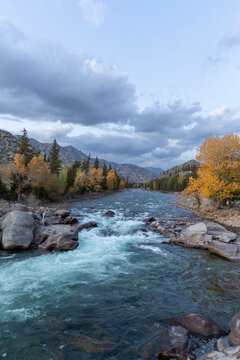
159,159 -> 200,179
0,129 -> 158,183
145,166 -> 163,176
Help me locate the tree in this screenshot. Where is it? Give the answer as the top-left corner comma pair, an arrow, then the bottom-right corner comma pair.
28,156 -> 48,197
119,179 -> 126,190
49,139 -> 62,175
67,161 -> 81,189
74,171 -> 88,194
102,162 -> 108,190
93,156 -> 99,169
5,154 -> 28,201
184,134 -> 240,204
106,169 -> 117,191
17,128 -> 34,164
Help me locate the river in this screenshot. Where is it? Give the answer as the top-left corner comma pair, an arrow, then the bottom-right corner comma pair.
0,190 -> 239,359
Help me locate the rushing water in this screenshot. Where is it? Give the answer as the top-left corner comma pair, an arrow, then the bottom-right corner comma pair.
0,190 -> 240,359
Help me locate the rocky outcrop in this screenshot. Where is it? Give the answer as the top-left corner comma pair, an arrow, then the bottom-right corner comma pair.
163,314 -> 227,338
208,241 -> 240,261
2,211 -> 35,250
0,203 -> 92,252
78,221 -> 98,231
229,312 -> 240,346
103,210 -> 115,217
156,326 -> 190,359
196,312 -> 240,359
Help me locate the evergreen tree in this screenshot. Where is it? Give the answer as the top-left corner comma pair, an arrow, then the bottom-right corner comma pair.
67,161 -> 81,189
82,159 -> 88,172
102,162 -> 108,190
93,156 -> 99,169
108,164 -> 112,172
49,139 -> 62,175
86,153 -> 91,172
17,128 -> 34,164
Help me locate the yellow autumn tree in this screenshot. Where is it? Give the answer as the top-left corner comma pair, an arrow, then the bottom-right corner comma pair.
119,179 -> 126,190
184,134 -> 240,204
4,154 -> 28,201
28,157 -> 49,196
74,170 -> 88,194
106,169 -> 117,191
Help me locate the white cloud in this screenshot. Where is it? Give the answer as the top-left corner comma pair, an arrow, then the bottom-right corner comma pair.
209,105 -> 228,117
78,0 -> 106,26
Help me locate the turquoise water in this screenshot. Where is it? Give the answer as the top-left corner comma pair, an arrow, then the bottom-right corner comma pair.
0,190 -> 239,359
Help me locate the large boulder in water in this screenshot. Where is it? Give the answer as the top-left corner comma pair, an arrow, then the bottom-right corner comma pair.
78,221 -> 98,231
208,241 -> 240,261
163,314 -> 227,338
229,312 -> 240,346
2,211 -> 34,250
173,222 -> 213,249
103,210 -> 115,217
156,326 -> 190,359
39,233 -> 78,251
205,221 -> 237,243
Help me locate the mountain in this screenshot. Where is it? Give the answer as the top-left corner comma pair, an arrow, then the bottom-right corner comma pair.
145,166 -> 163,176
159,159 -> 200,179
0,129 -> 156,183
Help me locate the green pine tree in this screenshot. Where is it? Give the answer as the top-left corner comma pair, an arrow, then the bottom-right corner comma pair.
67,161 -> 81,189
93,156 -> 99,169
17,128 -> 34,164
49,139 -> 62,175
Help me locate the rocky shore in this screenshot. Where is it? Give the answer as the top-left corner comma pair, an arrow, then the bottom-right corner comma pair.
0,199 -> 101,251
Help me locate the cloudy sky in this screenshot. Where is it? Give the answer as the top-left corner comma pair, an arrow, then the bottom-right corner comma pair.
0,0 -> 240,169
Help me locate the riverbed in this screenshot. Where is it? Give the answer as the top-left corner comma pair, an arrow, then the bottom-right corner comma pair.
0,190 -> 239,359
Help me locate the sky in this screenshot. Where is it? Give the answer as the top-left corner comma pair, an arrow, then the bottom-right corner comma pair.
0,0 -> 240,169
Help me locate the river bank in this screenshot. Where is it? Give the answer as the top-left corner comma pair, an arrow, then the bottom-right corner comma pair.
176,193 -> 240,231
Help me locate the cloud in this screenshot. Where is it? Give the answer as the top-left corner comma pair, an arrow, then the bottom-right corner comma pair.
1,22 -> 240,169
78,0 -> 106,25
0,22 -> 136,126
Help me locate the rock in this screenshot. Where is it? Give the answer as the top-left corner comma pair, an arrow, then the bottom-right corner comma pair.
182,222 -> 208,236
68,335 -> 116,354
78,221 -> 98,231
229,312 -> 240,346
39,233 -> 78,251
156,326 -> 190,359
61,216 -> 78,225
206,221 -> 237,243
103,210 -> 115,217
33,224 -> 79,247
42,209 -> 62,226
163,314 -> 227,338
208,241 -> 240,261
144,216 -> 156,224
2,211 -> 35,250
173,234 -> 213,249
55,209 -> 70,218
216,337 -> 231,352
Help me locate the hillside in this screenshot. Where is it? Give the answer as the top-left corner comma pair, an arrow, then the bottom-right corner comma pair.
159,159 -> 200,178
0,129 -> 157,183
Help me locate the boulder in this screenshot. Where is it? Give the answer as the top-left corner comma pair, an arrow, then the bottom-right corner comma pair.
208,241 -> 240,261
78,221 -> 98,231
216,337 -> 231,352
206,221 -> 237,243
182,222 -> 207,235
61,216 -> 78,225
2,211 -> 34,250
144,216 -> 156,224
55,209 -> 70,218
173,233 -> 213,249
229,312 -> 240,346
156,326 -> 190,359
103,210 -> 115,217
163,314 -> 227,338
39,233 -> 78,251
33,224 -> 79,247
42,209 -> 62,226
